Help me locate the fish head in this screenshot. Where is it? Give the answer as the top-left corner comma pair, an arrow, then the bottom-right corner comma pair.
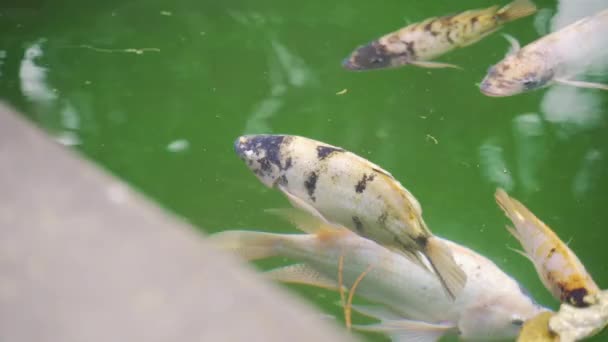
458,289 -> 548,340
234,134 -> 293,188
480,52 -> 554,97
342,42 -> 394,71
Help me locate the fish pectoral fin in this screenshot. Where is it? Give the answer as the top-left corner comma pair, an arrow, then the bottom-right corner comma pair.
554,78 -> 608,91
265,207 -> 342,234
265,263 -> 342,291
501,33 -> 521,55
506,244 -> 534,263
350,304 -> 404,321
277,184 -> 332,224
353,319 -> 456,342
408,60 -> 463,70
424,237 -> 467,300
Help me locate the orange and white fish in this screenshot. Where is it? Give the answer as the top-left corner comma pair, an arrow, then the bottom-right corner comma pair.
209,216 -> 547,341
342,0 -> 537,71
495,189 -> 600,307
480,8 -> 608,96
234,134 -> 466,300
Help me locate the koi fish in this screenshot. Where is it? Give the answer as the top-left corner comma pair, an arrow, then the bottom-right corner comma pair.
209,214 -> 546,341
234,134 -> 466,299
342,0 -> 537,70
495,189 -> 600,307
480,8 -> 608,96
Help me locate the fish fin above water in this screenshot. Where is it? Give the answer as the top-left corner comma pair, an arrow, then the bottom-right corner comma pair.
424,237 -> 467,300
265,263 -> 341,291
497,0 -> 537,23
554,78 -> 608,91
277,184 -> 332,224
206,230 -> 281,260
408,60 -> 462,69
353,319 -> 455,342
265,207 -> 342,235
501,33 -> 521,55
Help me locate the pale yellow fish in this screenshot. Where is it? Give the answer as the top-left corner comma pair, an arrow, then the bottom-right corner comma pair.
495,188 -> 599,307
234,134 -> 466,300
343,0 -> 537,70
480,8 -> 608,96
209,214 -> 547,341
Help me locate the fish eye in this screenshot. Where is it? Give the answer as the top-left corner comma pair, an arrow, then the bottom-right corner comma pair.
370,56 -> 384,64
511,318 -> 525,326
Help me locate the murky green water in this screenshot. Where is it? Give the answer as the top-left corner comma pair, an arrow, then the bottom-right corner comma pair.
2,0 -> 607,340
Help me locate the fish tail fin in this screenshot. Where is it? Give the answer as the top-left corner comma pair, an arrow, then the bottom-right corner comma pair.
207,230 -> 283,260
497,0 -> 537,23
424,237 -> 467,300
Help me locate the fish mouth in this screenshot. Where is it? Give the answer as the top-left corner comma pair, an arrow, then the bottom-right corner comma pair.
234,135 -> 253,158
479,82 -> 508,97
342,57 -> 363,71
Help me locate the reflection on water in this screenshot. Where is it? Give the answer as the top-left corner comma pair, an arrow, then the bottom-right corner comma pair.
0,50 -> 6,78
244,33 -> 316,133
573,149 -> 603,200
541,86 -> 604,137
513,113 -> 545,194
479,140 -> 514,192
19,39 -> 56,104
540,0 -> 608,134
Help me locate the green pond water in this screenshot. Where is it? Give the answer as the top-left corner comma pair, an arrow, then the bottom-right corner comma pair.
1,0 -> 607,340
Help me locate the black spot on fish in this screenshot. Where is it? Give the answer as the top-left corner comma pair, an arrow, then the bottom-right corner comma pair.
236,135 -> 294,177
414,235 -> 428,248
278,175 -> 288,186
405,41 -> 416,58
445,30 -> 454,44
548,247 -> 557,258
343,41 -> 392,70
470,16 -> 478,24
284,157 -> 293,170
304,171 -> 318,202
352,216 -> 364,233
355,173 -> 375,193
316,145 -> 344,160
377,211 -> 389,226
563,287 -> 590,308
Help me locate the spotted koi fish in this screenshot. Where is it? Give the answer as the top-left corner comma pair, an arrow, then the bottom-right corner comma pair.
234,134 -> 466,299
480,8 -> 608,96
495,189 -> 599,308
342,0 -> 537,71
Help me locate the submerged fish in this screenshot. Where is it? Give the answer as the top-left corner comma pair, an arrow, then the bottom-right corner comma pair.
495,189 -> 600,307
480,8 -> 608,96
342,0 -> 537,70
234,134 -> 466,299
209,218 -> 546,341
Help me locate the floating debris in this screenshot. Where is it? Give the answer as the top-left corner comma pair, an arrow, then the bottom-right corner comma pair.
78,45 -> 160,55
336,88 -> 348,95
166,139 -> 190,152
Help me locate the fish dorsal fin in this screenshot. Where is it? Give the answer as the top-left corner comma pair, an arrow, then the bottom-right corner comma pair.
265,207 -> 342,234
501,33 -> 521,55
265,263 -> 341,291
353,319 -> 455,342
